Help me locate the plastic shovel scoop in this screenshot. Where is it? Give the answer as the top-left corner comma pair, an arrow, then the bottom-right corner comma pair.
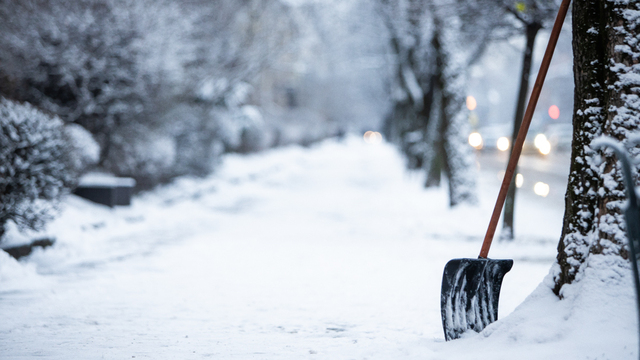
440,0 -> 571,341
441,258 -> 513,340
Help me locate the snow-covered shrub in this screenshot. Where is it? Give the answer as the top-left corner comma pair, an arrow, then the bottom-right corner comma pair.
215,105 -> 266,153
0,1 -> 154,134
0,1 -> 179,189
0,98 -> 75,240
236,106 -> 267,153
63,124 -> 100,175
160,104 -> 223,179
101,125 -> 177,190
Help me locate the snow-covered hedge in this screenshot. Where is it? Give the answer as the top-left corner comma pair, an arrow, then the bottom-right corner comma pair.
0,98 -> 76,240
63,123 -> 100,174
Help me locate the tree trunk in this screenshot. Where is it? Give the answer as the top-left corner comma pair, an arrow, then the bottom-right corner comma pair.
0,221 -> 6,243
381,30 -> 433,171
553,0 -> 640,296
502,22 -> 541,241
429,19 -> 478,206
424,69 -> 444,188
425,143 -> 443,187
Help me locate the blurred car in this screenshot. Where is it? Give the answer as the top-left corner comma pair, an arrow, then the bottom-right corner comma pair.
525,122 -> 573,155
469,124 -> 512,151
470,122 -> 573,155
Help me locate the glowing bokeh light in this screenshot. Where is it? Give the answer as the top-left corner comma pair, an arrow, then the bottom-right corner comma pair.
363,131 -> 382,144
534,134 -> 551,155
534,182 -> 550,197
538,141 -> 551,155
516,173 -> 524,188
534,134 -> 547,148
364,131 -> 374,142
497,137 -> 510,151
466,96 -> 477,111
468,132 -> 483,149
548,105 -> 560,120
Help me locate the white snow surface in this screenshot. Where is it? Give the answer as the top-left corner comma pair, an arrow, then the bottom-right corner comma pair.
0,136 -> 636,359
78,172 -> 137,187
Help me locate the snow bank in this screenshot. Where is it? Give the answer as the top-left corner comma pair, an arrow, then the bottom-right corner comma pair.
0,249 -> 48,292
433,259 -> 637,360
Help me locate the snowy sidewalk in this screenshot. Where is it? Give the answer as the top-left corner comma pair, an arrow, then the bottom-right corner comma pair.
1,136 -> 633,359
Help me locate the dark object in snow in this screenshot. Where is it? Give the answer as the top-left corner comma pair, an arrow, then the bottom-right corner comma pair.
440,0 -> 570,341
592,138 -> 640,357
441,258 -> 513,341
73,173 -> 136,207
2,238 -> 55,260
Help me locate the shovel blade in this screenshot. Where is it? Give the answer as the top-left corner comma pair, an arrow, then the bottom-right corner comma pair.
440,258 -> 513,341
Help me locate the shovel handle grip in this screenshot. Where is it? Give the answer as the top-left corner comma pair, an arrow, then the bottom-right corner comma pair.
479,0 -> 571,259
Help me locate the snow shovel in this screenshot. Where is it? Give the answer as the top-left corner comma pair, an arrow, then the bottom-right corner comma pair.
440,0 -> 571,341
591,139 -> 640,356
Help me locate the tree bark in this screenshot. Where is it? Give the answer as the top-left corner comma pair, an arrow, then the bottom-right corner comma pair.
553,0 -> 640,296
502,22 -> 542,240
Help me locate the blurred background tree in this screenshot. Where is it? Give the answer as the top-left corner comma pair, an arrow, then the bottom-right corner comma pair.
378,0 -> 509,206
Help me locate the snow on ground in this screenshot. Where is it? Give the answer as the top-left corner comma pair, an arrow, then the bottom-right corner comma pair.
0,135 -> 636,359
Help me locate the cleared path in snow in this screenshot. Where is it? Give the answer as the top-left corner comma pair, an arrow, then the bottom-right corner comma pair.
0,137 -> 563,359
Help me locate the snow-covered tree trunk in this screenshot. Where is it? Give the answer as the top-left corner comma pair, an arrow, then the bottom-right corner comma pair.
378,0 -> 432,172
553,0 -> 640,295
379,0 -> 481,206
427,15 -> 478,206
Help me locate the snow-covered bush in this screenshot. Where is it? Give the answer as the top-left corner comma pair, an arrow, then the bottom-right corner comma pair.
159,103 -> 222,179
63,124 -> 100,175
236,106 -> 267,153
101,125 -> 177,190
0,0 -> 178,188
217,105 -> 268,153
0,98 -> 75,240
0,1 -> 154,133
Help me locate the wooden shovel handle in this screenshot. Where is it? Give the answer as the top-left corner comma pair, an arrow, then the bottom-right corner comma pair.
479,0 -> 571,259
